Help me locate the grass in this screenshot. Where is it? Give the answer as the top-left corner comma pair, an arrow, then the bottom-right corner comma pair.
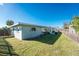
0,37 -> 18,56
1,33 -> 79,56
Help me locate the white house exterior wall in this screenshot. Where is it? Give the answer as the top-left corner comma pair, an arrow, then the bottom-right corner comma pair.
22,26 -> 43,39
11,23 -> 55,40
69,26 -> 76,34
13,27 -> 22,40
14,31 -> 22,40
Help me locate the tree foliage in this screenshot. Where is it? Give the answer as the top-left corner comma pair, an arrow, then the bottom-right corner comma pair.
6,20 -> 14,26
71,16 -> 79,26
70,16 -> 79,31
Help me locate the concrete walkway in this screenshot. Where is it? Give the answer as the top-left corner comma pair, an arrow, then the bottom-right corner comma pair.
0,37 -> 13,56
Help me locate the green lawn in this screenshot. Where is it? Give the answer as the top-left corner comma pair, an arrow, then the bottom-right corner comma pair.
1,33 -> 79,56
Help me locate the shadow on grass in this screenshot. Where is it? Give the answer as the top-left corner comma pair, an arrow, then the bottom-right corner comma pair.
0,37 -> 18,56
23,32 -> 62,45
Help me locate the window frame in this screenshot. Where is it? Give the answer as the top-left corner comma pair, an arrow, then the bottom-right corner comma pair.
31,27 -> 36,32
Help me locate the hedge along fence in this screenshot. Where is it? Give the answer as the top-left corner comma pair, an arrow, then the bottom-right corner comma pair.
0,28 -> 11,36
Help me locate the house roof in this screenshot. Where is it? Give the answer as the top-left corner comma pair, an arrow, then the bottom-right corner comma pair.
9,23 -> 49,28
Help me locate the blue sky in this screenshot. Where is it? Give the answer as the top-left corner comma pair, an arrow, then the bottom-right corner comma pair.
0,3 -> 79,28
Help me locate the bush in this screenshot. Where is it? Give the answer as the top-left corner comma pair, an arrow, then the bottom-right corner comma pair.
0,27 -> 11,36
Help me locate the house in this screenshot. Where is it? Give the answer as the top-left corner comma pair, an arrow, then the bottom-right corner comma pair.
10,23 -> 56,40
68,25 -> 76,34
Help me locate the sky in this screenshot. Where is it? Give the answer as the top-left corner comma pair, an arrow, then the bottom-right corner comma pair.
0,3 -> 79,28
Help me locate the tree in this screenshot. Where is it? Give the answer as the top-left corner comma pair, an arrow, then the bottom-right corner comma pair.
70,16 -> 79,31
6,20 -> 14,26
71,16 -> 79,26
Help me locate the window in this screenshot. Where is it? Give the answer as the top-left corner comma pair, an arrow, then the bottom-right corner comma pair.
31,27 -> 36,31
17,27 -> 20,31
17,28 -> 19,31
52,31 -> 55,33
